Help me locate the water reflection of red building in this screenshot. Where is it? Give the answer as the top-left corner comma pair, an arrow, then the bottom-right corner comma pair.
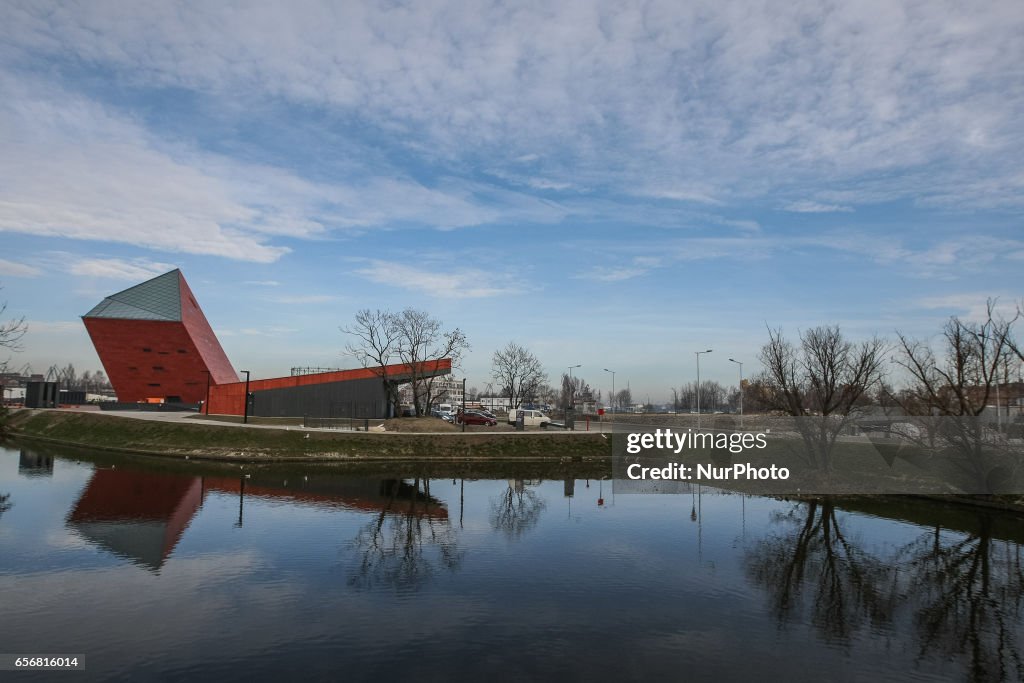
202,478 -> 448,519
67,469 -> 204,571
67,470 -> 447,570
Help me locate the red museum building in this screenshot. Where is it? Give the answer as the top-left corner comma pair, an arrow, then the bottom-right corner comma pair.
83,269 -> 450,418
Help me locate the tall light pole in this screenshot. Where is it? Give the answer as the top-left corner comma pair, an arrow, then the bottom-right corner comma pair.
729,358 -> 743,429
567,364 -> 581,411
201,369 -> 211,415
695,349 -> 712,428
603,368 -> 615,413
241,370 -> 250,424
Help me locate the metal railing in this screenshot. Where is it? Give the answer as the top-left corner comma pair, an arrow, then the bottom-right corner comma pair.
301,416 -> 367,431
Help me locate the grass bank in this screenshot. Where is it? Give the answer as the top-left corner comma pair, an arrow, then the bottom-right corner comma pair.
6,409 -> 611,462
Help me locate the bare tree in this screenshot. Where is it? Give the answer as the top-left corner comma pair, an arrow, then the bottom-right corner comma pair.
759,325 -> 887,470
893,300 -> 1017,417
616,387 -> 632,410
560,373 -> 593,411
490,481 -> 547,540
891,301 -> 1020,490
1,286 -> 27,374
348,478 -> 462,590
1,287 -> 26,437
491,342 -> 546,410
677,380 -> 727,413
342,309 -> 403,417
746,499 -> 896,642
394,308 -> 469,416
59,363 -> 77,389
897,515 -> 1024,681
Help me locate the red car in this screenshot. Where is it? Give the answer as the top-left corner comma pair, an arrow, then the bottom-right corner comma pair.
456,410 -> 497,426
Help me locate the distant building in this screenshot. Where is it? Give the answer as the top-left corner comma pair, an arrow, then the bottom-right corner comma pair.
398,375 -> 463,411
479,395 -> 512,412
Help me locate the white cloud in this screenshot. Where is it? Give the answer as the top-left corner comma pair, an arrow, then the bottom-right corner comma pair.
70,257 -> 177,281
0,77 -> 291,262
0,258 -> 41,277
238,326 -> 301,336
0,76 -> 564,264
3,0 -> 1022,208
782,200 -> 854,213
243,280 -> 280,287
268,294 -> 338,304
578,267 -> 649,282
576,256 -> 664,282
21,320 -> 82,334
633,185 -> 724,206
353,260 -> 518,298
916,293 -> 1020,323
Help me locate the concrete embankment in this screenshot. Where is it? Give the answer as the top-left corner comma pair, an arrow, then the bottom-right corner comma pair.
5,409 -> 612,462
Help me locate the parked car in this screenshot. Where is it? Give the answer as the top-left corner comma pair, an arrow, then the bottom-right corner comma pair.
507,409 -> 552,427
456,410 -> 497,426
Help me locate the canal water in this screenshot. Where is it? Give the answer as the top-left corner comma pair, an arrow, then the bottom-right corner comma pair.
1,444 -> 1022,682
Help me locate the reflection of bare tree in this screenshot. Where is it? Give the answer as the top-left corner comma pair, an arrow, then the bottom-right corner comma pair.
348,478 -> 462,590
490,481 -> 546,540
0,492 -> 11,518
748,499 -> 1024,681
746,499 -> 895,642
898,518 -> 1023,682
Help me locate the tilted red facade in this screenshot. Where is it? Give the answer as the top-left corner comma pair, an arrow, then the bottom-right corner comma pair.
82,270 -> 238,404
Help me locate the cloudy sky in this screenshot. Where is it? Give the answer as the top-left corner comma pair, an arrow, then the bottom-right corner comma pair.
1,0 -> 1022,400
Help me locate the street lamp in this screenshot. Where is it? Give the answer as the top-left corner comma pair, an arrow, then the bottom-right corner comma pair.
567,364 -> 581,411
603,368 -> 615,414
729,358 -> 743,429
241,370 -> 250,424
695,349 -> 712,428
201,369 -> 211,415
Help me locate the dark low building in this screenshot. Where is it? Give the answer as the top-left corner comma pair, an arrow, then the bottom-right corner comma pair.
205,360 -> 451,419
25,381 -> 59,408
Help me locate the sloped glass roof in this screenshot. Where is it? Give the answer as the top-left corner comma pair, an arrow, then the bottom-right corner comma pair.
84,270 -> 182,321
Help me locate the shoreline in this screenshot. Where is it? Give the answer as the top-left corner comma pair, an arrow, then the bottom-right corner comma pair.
6,409 -> 1024,516
5,409 -> 612,462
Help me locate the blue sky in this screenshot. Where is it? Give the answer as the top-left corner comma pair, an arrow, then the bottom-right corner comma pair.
1,0 -> 1022,401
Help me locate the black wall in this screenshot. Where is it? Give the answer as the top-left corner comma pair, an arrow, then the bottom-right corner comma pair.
251,376 -> 389,418
25,381 -> 59,408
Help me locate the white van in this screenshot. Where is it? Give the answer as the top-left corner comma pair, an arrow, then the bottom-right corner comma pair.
507,408 -> 552,427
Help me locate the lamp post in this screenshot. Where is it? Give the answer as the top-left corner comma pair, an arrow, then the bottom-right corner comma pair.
462,377 -> 467,433
241,370 -> 250,424
201,370 -> 211,415
567,364 -> 581,411
695,349 -> 712,428
729,358 -> 743,429
995,379 -> 1001,432
603,368 -> 615,414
